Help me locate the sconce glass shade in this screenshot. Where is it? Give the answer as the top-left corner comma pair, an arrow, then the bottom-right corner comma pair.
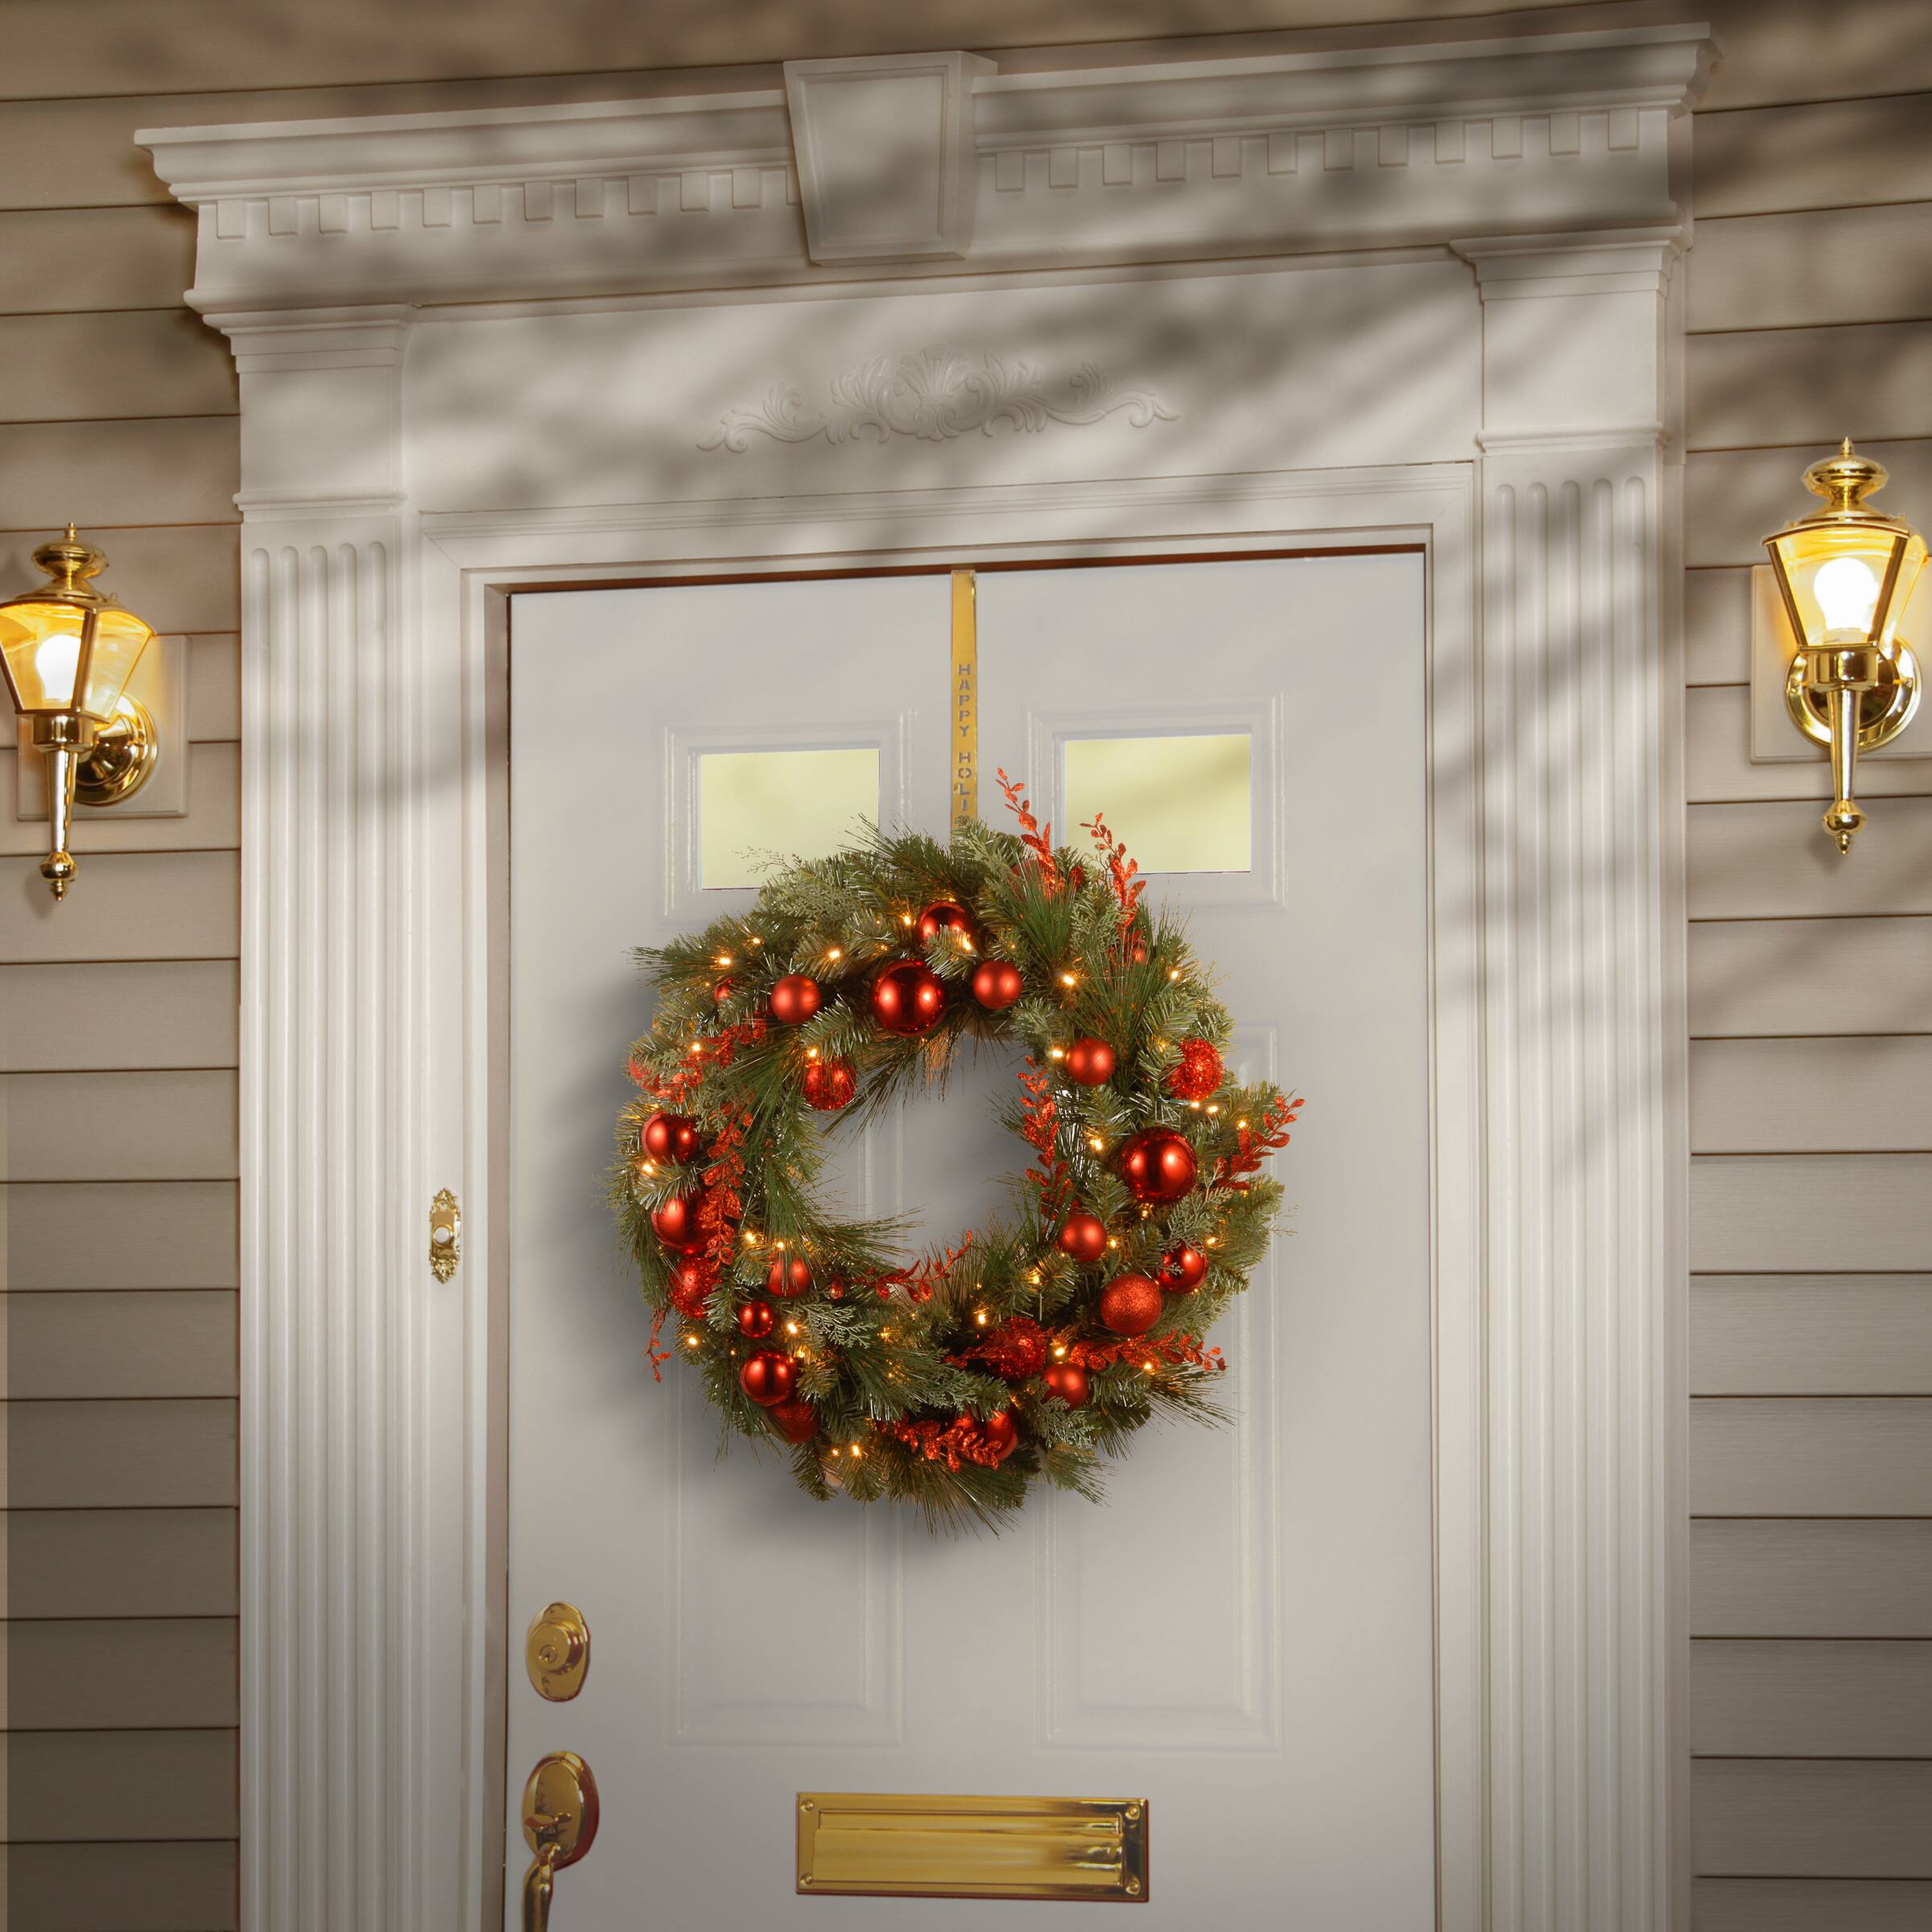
1764,442 -> 1926,655
0,530 -> 154,724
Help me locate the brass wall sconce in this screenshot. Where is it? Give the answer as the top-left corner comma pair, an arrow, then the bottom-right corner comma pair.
1762,440 -> 1926,855
0,526 -> 159,898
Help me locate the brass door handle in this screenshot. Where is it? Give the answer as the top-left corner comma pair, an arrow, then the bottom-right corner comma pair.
521,1751 -> 600,1932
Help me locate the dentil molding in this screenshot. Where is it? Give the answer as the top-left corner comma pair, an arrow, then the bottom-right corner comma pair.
139,26 -> 1711,313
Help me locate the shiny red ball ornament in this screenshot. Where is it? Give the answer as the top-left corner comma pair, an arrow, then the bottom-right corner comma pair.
802,1055 -> 857,1112
1118,1127 -> 1198,1204
767,1395 -> 818,1444
712,978 -> 734,1005
668,1261 -> 713,1318
639,1110 -> 700,1164
1158,1242 -> 1208,1294
766,1253 -> 811,1299
1064,1037 -> 1117,1087
1055,1211 -> 1108,1265
870,960 -> 947,1036
739,1349 -> 796,1407
1099,1273 -> 1164,1337
1042,1361 -> 1091,1409
1166,1037 -> 1224,1104
768,973 -> 822,1026
736,1300 -> 775,1340
1128,931 -> 1150,965
978,1409 -> 1021,1463
649,1191 -> 710,1255
917,900 -> 974,947
970,958 -> 1024,1011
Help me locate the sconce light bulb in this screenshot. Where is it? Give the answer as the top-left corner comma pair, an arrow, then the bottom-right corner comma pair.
1814,555 -> 1881,638
35,630 -> 82,705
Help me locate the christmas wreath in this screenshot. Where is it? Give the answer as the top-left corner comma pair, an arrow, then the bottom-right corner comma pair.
614,774 -> 1300,1531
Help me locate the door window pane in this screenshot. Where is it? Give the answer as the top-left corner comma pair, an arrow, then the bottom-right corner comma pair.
699,746 -> 881,889
1062,733 -> 1251,873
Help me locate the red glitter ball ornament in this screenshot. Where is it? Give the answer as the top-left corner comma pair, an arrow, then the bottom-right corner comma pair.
668,1260 -> 713,1317
970,958 -> 1023,1010
768,973 -> 822,1026
766,1253 -> 811,1299
977,1409 -> 1021,1463
1099,1273 -> 1164,1336
1166,1037 -> 1224,1104
1158,1242 -> 1208,1294
736,1300 -> 775,1340
968,1316 -> 1050,1382
870,960 -> 947,1036
1118,1127 -> 1198,1204
802,1056 -> 857,1112
739,1350 -> 796,1407
639,1111 -> 700,1164
767,1395 -> 818,1444
1055,1212 -> 1108,1265
1064,1037 -> 1117,1087
917,900 -> 975,947
649,1191 -> 710,1255
1042,1361 -> 1091,1409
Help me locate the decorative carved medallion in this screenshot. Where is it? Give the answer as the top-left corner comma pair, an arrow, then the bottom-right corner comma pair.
700,344 -> 1178,451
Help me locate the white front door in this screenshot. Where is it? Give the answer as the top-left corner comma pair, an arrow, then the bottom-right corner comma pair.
505,551 -> 1434,1927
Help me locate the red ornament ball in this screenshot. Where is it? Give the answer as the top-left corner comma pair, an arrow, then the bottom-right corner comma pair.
1118,1127 -> 1199,1204
767,1395 -> 819,1444
870,960 -> 947,1036
1042,1361 -> 1091,1409
1166,1037 -> 1224,1104
802,1055 -> 857,1112
974,1316 -> 1050,1382
735,1300 -> 774,1340
766,1253 -> 811,1299
739,1350 -> 796,1407
970,958 -> 1024,1011
668,1261 -> 713,1318
768,973 -> 822,1026
917,900 -> 974,947
1099,1273 -> 1164,1337
1055,1211 -> 1108,1265
640,1110 -> 700,1164
1128,931 -> 1150,965
1064,1037 -> 1117,1087
978,1409 -> 1021,1463
1159,1242 -> 1208,1294
649,1191 -> 710,1255
712,978 -> 734,1005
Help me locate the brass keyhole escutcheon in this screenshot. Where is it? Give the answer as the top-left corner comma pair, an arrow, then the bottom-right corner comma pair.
526,1601 -> 591,1702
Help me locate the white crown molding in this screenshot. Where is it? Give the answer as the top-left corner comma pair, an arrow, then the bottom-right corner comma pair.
138,25 -> 1711,315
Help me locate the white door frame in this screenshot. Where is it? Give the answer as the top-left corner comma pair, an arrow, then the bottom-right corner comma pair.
142,24 -> 1710,1930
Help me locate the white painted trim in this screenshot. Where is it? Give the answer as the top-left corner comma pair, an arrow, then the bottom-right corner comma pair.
147,24 -> 1705,1932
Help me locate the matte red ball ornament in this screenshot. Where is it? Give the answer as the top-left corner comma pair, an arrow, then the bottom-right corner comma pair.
1159,1242 -> 1208,1294
1064,1037 -> 1117,1087
739,1350 -> 796,1407
978,1409 -> 1021,1463
640,1110 -> 700,1164
870,960 -> 947,1036
1055,1211 -> 1108,1265
917,900 -> 974,947
767,1395 -> 818,1444
1042,1361 -> 1091,1409
668,1261 -> 713,1318
1099,1273 -> 1164,1337
802,1055 -> 856,1112
970,958 -> 1024,1011
649,1192 -> 710,1255
736,1300 -> 775,1340
1118,1127 -> 1198,1204
768,973 -> 822,1026
1166,1037 -> 1224,1104
766,1253 -> 811,1299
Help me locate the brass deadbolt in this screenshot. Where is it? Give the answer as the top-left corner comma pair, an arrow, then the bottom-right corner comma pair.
526,1601 -> 591,1702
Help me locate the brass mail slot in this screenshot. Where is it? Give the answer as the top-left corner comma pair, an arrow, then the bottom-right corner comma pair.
796,1792 -> 1149,1902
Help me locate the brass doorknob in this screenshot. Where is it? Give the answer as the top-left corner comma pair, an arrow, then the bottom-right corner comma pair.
522,1751 -> 600,1932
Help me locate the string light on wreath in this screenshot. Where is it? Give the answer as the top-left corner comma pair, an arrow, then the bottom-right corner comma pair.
613,772 -> 1300,1532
